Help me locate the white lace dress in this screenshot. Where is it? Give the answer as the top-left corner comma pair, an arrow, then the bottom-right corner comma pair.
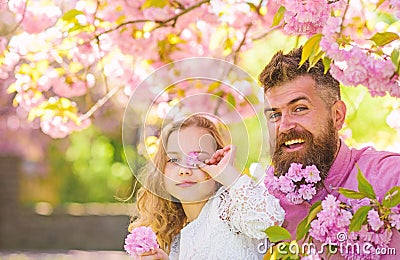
169,175 -> 285,260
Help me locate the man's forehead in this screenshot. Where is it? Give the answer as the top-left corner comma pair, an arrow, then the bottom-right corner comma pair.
264,94 -> 312,109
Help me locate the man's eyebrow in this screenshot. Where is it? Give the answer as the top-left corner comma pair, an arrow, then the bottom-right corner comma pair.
264,96 -> 311,112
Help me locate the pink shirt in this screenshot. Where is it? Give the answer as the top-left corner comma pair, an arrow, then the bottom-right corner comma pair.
278,140 -> 400,259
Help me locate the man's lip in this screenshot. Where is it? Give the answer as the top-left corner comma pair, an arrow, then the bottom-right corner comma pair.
283,138 -> 305,146
282,142 -> 305,152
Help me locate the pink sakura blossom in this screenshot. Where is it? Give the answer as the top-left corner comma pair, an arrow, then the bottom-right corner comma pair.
1,51 -> 20,73
0,37 -> 7,53
124,226 -> 159,257
321,194 -> 341,212
320,15 -> 400,98
8,1 -> 62,34
279,0 -> 331,36
309,195 -> 396,260
286,162 -> 303,182
263,163 -> 321,204
40,115 -> 91,139
390,0 -> 400,18
11,74 -> 44,110
0,0 -> 7,10
286,191 -> 303,204
301,254 -> 321,260
278,175 -> 295,193
328,46 -> 399,98
344,226 -> 392,260
71,33 -> 101,67
389,213 -> 400,230
185,151 -> 200,167
303,165 -> 321,183
52,77 -> 89,98
309,195 -> 352,244
14,88 -> 44,110
346,198 -> 370,212
298,184 -> 316,200
264,166 -> 280,192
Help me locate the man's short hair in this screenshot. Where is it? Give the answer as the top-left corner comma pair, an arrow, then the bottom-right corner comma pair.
258,47 -> 341,106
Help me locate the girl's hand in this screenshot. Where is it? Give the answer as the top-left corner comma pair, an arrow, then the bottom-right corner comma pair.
200,145 -> 241,187
136,248 -> 169,260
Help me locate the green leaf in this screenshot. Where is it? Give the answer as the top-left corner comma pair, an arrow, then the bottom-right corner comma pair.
309,50 -> 325,70
338,188 -> 368,199
208,81 -> 221,92
370,32 -> 400,46
391,48 -> 400,74
296,217 -> 310,241
245,93 -> 260,105
62,9 -> 85,22
141,0 -> 169,9
296,201 -> 322,241
349,206 -> 371,233
307,203 -> 322,225
376,0 -> 386,9
264,226 -> 291,243
383,186 -> 400,208
299,34 -> 322,67
226,93 -> 236,109
271,6 -> 286,27
322,56 -> 331,74
357,167 -> 376,199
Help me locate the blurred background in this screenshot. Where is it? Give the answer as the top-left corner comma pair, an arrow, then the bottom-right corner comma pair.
0,0 -> 399,259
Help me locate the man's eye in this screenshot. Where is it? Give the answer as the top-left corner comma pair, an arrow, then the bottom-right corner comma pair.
294,106 -> 307,112
269,112 -> 281,121
167,158 -> 179,163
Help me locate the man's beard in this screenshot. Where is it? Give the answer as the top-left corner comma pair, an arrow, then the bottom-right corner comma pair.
271,119 -> 338,182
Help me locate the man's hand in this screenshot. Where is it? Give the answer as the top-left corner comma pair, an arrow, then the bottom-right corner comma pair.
200,145 -> 241,187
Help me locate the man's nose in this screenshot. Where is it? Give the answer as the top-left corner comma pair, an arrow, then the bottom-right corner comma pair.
277,113 -> 296,133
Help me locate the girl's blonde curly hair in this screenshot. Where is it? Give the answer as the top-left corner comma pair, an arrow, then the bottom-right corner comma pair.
128,115 -> 226,254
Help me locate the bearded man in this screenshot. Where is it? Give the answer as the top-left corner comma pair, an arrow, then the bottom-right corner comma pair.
259,47 -> 400,258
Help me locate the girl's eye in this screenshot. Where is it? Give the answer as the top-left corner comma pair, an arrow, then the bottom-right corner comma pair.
167,158 -> 179,163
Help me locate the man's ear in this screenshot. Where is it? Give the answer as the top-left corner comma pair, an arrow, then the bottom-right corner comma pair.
332,100 -> 346,130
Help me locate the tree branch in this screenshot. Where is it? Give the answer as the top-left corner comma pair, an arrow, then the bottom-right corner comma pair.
80,85 -> 122,120
233,22 -> 253,64
96,0 -> 210,37
252,26 -> 281,41
1,0 -> 29,36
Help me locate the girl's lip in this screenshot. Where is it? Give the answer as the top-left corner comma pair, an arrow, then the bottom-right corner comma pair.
176,181 -> 197,187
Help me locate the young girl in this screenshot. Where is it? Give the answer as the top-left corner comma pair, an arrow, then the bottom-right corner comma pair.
129,115 -> 285,259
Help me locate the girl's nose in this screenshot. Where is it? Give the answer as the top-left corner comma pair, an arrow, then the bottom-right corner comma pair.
178,167 -> 193,176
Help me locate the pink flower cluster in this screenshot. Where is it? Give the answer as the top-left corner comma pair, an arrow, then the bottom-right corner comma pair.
389,205 -> 400,230
343,226 -> 392,260
124,226 -> 159,257
390,0 -> 400,19
264,163 -> 321,204
309,196 -> 399,260
185,151 -> 200,167
278,0 -> 332,36
309,195 -> 352,243
320,15 -> 400,98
